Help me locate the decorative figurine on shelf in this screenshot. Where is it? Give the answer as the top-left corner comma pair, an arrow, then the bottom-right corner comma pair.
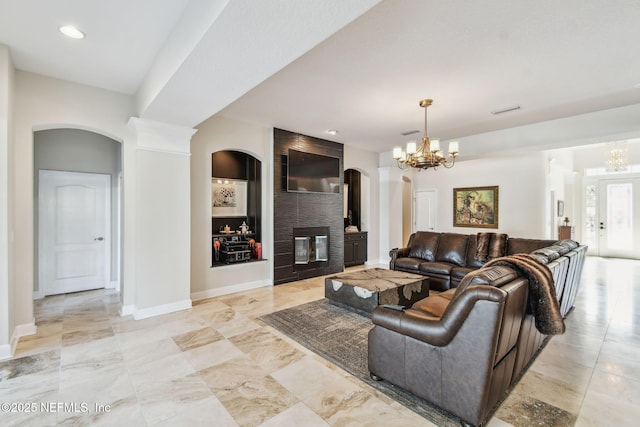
254,242 -> 262,260
563,217 -> 570,226
213,240 -> 220,261
345,209 -> 358,232
224,224 -> 231,233
240,221 -> 249,234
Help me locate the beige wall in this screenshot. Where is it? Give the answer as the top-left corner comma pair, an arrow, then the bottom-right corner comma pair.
414,152 -> 550,238
190,115 -> 273,299
12,71 -> 135,330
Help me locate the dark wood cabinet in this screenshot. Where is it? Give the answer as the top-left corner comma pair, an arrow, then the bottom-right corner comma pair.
344,231 -> 367,267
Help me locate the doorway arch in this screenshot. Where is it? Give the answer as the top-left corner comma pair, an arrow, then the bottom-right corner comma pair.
33,128 -> 122,297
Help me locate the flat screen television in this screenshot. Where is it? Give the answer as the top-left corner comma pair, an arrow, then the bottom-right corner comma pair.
287,149 -> 340,193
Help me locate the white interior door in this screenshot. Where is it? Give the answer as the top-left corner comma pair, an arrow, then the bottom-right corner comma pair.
414,189 -> 437,233
598,178 -> 640,258
39,170 -> 110,296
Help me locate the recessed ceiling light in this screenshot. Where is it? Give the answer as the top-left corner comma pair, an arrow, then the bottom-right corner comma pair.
59,25 -> 85,40
327,129 -> 339,135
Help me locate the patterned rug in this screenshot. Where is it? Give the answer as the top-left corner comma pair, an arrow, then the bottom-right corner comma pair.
258,299 -> 461,426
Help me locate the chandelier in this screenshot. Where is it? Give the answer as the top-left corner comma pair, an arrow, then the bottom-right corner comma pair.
605,141 -> 628,172
393,99 -> 459,170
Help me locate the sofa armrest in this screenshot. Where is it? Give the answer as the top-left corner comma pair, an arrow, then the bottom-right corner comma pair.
390,247 -> 410,258
371,285 -> 506,347
389,247 -> 410,269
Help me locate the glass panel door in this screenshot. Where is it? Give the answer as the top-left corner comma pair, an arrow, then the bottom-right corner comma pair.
294,237 -> 310,264
315,235 -> 328,261
597,178 -> 640,258
584,184 -> 597,250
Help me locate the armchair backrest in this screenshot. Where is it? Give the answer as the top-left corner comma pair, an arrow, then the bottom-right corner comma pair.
449,265 -> 528,364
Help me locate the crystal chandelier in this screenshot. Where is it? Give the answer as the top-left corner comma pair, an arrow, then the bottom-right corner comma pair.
393,99 -> 459,170
605,141 -> 628,172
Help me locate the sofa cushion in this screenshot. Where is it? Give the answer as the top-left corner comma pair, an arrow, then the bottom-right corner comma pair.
507,238 -> 556,255
394,257 -> 422,271
465,235 -> 485,268
408,231 -> 440,261
419,261 -> 454,276
528,253 -> 549,264
475,232 -> 508,261
435,233 -> 469,266
411,289 -> 456,317
555,239 -> 578,251
531,247 -> 561,262
452,266 -> 519,300
546,244 -> 570,256
451,266 -> 475,282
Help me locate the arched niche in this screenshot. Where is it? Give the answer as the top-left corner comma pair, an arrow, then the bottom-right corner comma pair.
344,168 -> 362,230
211,150 -> 262,266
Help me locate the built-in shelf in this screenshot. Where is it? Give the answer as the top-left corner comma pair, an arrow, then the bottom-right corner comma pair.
211,258 -> 267,268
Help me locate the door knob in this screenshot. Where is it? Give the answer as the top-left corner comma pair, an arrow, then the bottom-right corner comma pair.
94,237 -> 104,241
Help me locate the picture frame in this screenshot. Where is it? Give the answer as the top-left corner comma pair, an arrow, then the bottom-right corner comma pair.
453,186 -> 499,228
211,178 -> 247,217
557,200 -> 564,217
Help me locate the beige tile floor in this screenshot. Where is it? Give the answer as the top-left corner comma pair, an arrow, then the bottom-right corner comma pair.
1,256 -> 639,426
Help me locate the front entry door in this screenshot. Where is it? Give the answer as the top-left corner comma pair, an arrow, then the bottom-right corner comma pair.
39,170 -> 111,296
598,178 -> 640,258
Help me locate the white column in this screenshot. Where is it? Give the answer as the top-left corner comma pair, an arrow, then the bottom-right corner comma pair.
0,45 -> 12,358
126,118 -> 197,319
378,166 -> 406,263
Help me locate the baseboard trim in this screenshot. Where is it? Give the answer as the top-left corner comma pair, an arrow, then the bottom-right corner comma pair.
119,304 -> 135,317
191,279 -> 272,302
0,344 -> 12,360
132,299 -> 192,320
5,320 -> 38,358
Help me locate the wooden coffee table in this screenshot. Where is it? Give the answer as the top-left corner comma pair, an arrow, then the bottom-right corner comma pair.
324,268 -> 429,314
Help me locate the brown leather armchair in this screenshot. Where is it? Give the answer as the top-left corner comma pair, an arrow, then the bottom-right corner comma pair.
368,266 -> 528,427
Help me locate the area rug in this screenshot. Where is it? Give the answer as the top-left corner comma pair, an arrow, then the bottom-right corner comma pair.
258,299 -> 461,426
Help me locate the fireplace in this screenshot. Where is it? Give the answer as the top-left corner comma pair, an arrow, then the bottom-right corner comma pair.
293,227 -> 330,268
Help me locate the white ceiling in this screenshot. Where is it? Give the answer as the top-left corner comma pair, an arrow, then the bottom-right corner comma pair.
2,0 -> 640,157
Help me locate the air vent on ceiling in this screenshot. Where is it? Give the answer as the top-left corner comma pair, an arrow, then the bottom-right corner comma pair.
491,105 -> 521,115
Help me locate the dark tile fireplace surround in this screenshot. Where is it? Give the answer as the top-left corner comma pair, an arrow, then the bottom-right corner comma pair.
273,129 -> 344,284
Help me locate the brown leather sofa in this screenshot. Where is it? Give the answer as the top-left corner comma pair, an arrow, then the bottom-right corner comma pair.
369,266 -> 527,427
390,231 -> 562,291
371,233 -> 587,426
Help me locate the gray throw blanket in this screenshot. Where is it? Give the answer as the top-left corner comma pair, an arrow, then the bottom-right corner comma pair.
485,254 -> 565,335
